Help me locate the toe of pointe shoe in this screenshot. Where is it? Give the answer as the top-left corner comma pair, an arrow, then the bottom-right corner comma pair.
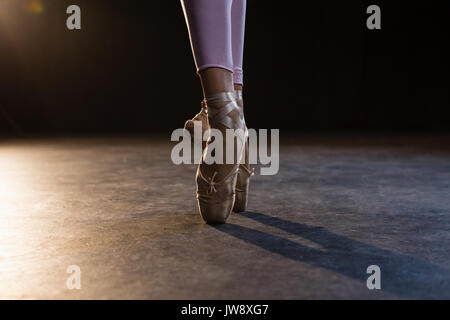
198,197 -> 235,224
196,169 -> 238,225
233,165 -> 253,213
233,191 -> 247,213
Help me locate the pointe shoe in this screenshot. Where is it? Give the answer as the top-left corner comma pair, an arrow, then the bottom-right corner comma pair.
233,89 -> 253,213
184,100 -> 208,138
196,92 -> 246,224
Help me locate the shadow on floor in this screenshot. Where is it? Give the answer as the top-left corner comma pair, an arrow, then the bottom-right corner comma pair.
215,211 -> 450,299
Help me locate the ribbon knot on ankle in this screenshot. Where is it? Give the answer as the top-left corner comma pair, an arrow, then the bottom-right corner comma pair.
241,165 -> 255,177
206,171 -> 219,194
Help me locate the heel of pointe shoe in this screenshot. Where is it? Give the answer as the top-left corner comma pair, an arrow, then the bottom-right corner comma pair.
184,119 -> 207,150
184,101 -> 208,138
183,119 -> 195,137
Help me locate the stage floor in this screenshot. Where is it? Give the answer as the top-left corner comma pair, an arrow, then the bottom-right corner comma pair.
0,135 -> 449,299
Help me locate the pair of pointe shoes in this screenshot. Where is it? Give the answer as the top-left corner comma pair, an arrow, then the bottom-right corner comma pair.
184,90 -> 253,224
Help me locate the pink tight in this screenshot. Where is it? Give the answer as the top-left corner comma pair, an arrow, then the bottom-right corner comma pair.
180,0 -> 247,85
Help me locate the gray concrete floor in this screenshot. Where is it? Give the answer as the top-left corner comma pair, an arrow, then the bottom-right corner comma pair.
0,135 -> 449,299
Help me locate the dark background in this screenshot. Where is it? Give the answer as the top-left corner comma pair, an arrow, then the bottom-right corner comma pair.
0,0 -> 449,135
